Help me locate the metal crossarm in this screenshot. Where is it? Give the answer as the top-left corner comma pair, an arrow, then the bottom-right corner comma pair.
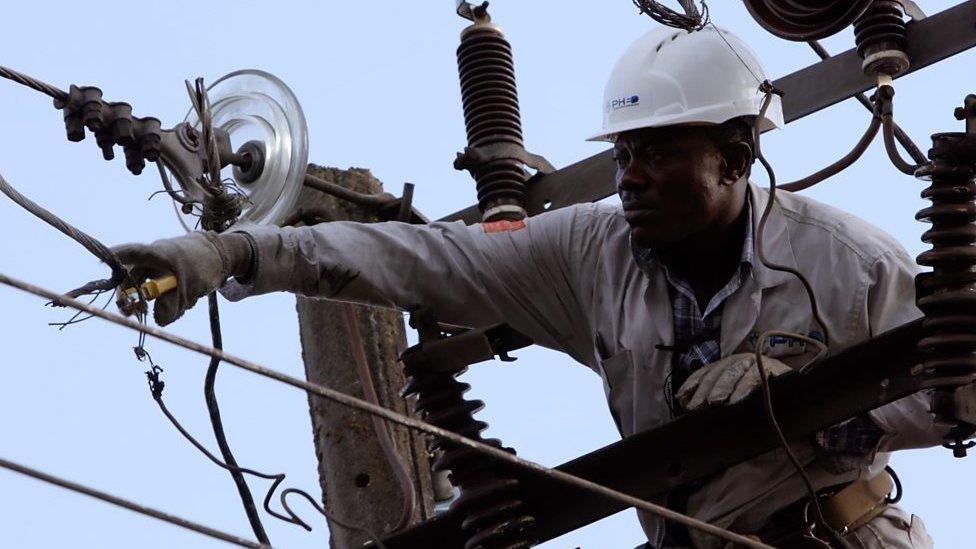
380,320 -> 926,546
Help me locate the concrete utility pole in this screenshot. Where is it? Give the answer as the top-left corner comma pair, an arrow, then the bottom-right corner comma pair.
295,165 -> 435,548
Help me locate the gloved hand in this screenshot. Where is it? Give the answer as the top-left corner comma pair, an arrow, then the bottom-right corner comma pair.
676,353 -> 794,412
112,231 -> 252,326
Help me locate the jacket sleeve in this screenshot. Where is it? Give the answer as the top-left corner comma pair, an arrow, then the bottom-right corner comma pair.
864,247 -> 949,451
219,207 -> 597,365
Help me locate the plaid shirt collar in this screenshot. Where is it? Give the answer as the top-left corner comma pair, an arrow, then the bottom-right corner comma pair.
632,198 -> 755,410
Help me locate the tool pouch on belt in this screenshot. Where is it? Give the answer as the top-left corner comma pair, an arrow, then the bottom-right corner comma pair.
753,471 -> 894,547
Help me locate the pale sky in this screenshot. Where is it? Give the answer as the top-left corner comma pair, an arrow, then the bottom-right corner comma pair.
0,1 -> 972,548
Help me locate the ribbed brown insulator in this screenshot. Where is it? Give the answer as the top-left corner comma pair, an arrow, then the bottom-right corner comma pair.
853,0 -> 909,77
457,20 -> 527,221
402,357 -> 535,548
915,124 -> 976,456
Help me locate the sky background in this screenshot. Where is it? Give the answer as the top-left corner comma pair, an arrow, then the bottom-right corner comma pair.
0,1 -> 973,548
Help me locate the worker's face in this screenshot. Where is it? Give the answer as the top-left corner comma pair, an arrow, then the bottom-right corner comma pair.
613,126 -> 744,249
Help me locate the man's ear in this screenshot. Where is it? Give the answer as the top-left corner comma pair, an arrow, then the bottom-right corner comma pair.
721,141 -> 753,186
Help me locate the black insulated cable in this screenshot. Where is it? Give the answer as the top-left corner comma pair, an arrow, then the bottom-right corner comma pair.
753,88 -> 855,549
807,41 -> 927,165
205,293 -> 271,545
144,363 -> 387,546
780,115 -> 881,193
883,112 -> 924,175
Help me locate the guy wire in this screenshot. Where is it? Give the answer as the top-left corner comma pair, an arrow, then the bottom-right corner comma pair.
0,271 -> 774,549
0,455 -> 266,549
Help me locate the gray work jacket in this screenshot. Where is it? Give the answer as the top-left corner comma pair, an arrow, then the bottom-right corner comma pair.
223,183 -> 941,547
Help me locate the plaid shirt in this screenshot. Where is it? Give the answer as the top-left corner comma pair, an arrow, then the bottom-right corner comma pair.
632,200 -> 881,459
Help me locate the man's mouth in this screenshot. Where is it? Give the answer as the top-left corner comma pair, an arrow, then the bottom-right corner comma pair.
623,205 -> 659,224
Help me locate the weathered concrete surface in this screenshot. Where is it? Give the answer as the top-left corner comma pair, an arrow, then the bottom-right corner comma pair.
296,165 -> 433,548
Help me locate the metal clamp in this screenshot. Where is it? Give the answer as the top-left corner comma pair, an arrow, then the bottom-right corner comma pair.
453,143 -> 556,177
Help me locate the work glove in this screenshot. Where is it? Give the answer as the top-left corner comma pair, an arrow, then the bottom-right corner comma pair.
676,353 -> 794,413
112,231 -> 249,326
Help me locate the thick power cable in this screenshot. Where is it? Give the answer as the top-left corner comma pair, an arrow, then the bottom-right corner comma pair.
0,65 -> 68,101
186,77 -> 272,544
0,456 -> 266,549
0,171 -> 129,297
205,294 -> 271,544
0,271 -> 773,549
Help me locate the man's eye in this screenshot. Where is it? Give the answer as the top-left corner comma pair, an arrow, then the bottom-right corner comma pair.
612,151 -> 629,167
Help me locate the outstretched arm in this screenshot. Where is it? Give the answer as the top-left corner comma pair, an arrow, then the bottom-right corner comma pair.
115,206 -> 601,365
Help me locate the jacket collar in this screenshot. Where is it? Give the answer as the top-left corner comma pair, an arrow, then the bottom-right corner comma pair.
747,182 -> 799,290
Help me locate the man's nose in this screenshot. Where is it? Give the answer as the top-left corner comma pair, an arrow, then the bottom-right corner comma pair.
616,161 -> 650,193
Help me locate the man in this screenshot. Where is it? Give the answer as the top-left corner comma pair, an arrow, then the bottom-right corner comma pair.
115,26 -> 945,547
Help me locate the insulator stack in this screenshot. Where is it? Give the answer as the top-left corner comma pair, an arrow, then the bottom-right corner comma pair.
914,95 -> 976,457
853,0 -> 909,77
456,9 -> 528,222
742,0 -> 873,41
401,319 -> 536,548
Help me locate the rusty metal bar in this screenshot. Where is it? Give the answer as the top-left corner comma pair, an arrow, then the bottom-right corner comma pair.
440,1 -> 976,224
379,320 -> 926,547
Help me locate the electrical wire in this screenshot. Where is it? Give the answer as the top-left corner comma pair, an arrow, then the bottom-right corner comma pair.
752,88 -> 854,549
48,288 -> 116,330
882,112 -> 923,175
806,41 -> 928,166
139,359 -> 387,547
0,455 -> 267,549
0,271 -> 775,549
780,115 -> 881,193
0,171 -> 131,298
0,65 -> 68,101
156,162 -> 191,205
205,294 -> 271,544
753,88 -> 833,347
183,77 -> 274,544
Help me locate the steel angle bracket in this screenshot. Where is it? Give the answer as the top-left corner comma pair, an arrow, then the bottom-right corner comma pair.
375,320 -> 926,547
440,1 -> 976,225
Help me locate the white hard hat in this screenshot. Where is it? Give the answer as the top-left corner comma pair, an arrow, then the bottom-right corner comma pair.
589,25 -> 784,142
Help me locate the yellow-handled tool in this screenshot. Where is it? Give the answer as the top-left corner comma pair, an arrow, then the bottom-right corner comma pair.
117,275 -> 178,317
